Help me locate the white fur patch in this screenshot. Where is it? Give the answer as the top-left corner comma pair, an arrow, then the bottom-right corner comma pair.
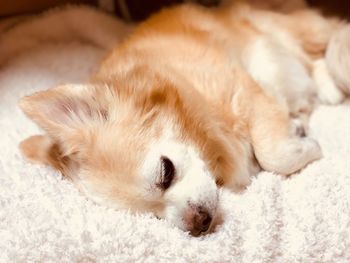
326,25 -> 350,94
243,37 -> 316,115
313,59 -> 344,105
140,128 -> 219,230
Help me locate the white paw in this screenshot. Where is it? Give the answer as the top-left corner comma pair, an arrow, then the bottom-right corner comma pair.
300,137 -> 323,162
272,137 -> 322,175
326,25 -> 350,94
290,118 -> 306,137
313,59 -> 345,105
318,82 -> 345,105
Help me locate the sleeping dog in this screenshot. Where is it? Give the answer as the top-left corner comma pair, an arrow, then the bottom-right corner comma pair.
19,3 -> 350,236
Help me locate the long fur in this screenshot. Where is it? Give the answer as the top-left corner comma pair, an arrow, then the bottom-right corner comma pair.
18,3 -> 350,235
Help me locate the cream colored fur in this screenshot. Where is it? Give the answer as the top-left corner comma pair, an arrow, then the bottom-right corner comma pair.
326,25 -> 350,95
13,3 -> 350,236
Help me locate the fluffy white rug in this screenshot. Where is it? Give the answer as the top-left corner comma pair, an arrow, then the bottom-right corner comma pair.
1,6 -> 350,262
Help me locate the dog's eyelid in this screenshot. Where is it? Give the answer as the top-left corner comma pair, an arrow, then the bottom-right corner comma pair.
157,156 -> 175,190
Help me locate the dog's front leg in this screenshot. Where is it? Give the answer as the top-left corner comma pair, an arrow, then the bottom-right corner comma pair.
231,68 -> 322,175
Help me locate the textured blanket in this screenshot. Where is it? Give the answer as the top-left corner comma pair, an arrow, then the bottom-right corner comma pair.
0,6 -> 349,262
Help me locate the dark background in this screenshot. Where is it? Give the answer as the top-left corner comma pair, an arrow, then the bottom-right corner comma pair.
1,0 -> 349,21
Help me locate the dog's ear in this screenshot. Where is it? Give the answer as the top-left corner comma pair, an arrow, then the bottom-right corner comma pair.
19,84 -> 109,138
20,135 -> 54,166
20,135 -> 77,177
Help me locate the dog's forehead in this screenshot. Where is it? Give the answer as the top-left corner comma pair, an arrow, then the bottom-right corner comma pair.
83,111 -> 175,178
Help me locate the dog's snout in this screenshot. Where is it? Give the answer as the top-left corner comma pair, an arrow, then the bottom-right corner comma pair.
185,206 -> 212,236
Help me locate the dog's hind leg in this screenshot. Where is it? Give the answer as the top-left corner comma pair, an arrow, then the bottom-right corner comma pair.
231,68 -> 322,175
325,25 -> 350,95
312,59 -> 345,104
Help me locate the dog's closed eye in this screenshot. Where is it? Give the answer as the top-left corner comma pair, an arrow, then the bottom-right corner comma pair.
159,156 -> 175,190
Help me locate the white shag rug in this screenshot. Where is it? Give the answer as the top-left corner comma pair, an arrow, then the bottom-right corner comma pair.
1,6 -> 350,263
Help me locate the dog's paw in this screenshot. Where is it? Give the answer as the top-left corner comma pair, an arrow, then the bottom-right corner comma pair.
318,81 -> 345,105
291,118 -> 306,137
267,137 -> 322,175
313,59 -> 345,105
326,25 -> 350,95
300,137 -> 323,162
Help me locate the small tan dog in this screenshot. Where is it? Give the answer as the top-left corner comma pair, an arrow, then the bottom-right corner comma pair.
19,3 -> 349,236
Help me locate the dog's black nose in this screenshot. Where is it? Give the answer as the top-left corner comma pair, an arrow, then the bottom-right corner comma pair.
186,207 -> 212,236
196,210 -> 212,232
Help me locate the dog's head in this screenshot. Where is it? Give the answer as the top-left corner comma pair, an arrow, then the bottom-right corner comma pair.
19,68 -> 249,236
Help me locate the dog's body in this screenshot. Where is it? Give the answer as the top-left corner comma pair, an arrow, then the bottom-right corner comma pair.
19,4 -> 350,236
